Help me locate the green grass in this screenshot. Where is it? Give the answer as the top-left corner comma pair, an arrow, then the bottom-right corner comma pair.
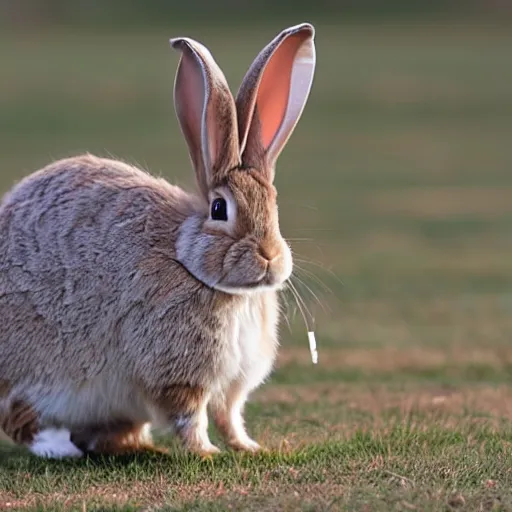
2,420 -> 512,510
1,20 -> 512,511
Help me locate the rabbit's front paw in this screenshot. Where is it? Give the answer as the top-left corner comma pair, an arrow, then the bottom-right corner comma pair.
229,437 -> 263,453
194,442 -> 221,459
174,412 -> 220,458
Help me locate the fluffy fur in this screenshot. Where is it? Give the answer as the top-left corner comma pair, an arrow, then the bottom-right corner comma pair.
0,23 -> 316,457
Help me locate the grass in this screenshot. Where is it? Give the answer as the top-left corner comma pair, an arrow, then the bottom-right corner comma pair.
1,20 -> 512,511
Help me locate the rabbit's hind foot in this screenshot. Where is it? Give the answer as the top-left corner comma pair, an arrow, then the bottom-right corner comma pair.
0,397 -> 83,459
71,422 -> 164,456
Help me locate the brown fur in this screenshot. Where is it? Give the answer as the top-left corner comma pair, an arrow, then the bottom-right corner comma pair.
93,435 -> 168,456
1,399 -> 39,444
0,379 -> 10,399
154,384 -> 206,419
221,170 -> 279,239
71,422 -> 163,455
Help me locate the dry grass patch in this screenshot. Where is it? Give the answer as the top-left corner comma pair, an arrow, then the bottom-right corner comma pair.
0,482 -> 347,511
0,481 -> 165,510
277,344 -> 512,373
257,382 -> 512,420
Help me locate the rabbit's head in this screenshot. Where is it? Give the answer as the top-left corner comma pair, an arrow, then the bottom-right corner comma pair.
171,24 -> 316,294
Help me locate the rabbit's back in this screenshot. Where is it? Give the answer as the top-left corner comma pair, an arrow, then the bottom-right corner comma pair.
0,155 -> 200,386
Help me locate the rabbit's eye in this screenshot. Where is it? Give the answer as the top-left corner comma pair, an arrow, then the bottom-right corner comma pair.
211,198 -> 228,221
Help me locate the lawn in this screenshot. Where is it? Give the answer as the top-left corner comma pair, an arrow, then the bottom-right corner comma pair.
1,21 -> 512,511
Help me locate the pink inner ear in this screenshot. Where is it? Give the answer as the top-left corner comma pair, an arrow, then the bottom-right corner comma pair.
176,55 -> 206,160
256,34 -> 301,149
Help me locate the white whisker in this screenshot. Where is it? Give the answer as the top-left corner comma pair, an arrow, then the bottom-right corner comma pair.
293,263 -> 334,295
291,274 -> 330,314
293,257 -> 344,287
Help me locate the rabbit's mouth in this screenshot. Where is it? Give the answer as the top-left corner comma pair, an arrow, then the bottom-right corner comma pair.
215,278 -> 286,295
214,253 -> 293,295
244,272 -> 283,290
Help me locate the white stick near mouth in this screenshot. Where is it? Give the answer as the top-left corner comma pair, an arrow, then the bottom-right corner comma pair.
308,331 -> 318,364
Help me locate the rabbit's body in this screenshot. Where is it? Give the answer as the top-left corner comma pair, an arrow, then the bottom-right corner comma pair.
0,23 -> 316,458
0,155 -> 278,455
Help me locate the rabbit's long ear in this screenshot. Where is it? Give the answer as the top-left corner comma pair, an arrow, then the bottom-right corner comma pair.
236,23 -> 316,180
171,38 -> 240,199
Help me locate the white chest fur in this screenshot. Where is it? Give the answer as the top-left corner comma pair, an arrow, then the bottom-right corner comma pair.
229,291 -> 280,393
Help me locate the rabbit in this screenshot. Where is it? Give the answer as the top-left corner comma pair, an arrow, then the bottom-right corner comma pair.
0,23 -> 316,459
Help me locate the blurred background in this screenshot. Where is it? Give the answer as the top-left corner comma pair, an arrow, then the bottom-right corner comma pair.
1,1 -> 512,387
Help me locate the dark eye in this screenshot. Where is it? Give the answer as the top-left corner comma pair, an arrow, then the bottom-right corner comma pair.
211,198 -> 228,221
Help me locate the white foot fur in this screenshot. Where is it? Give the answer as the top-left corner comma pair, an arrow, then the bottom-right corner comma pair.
29,428 -> 84,459
174,408 -> 220,456
230,436 -> 261,453
220,400 -> 261,452
195,441 -> 221,457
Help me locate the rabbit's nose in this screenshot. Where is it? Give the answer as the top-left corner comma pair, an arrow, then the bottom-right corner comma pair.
258,242 -> 279,262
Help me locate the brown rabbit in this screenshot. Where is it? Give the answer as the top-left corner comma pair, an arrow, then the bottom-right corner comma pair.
0,23 -> 316,458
